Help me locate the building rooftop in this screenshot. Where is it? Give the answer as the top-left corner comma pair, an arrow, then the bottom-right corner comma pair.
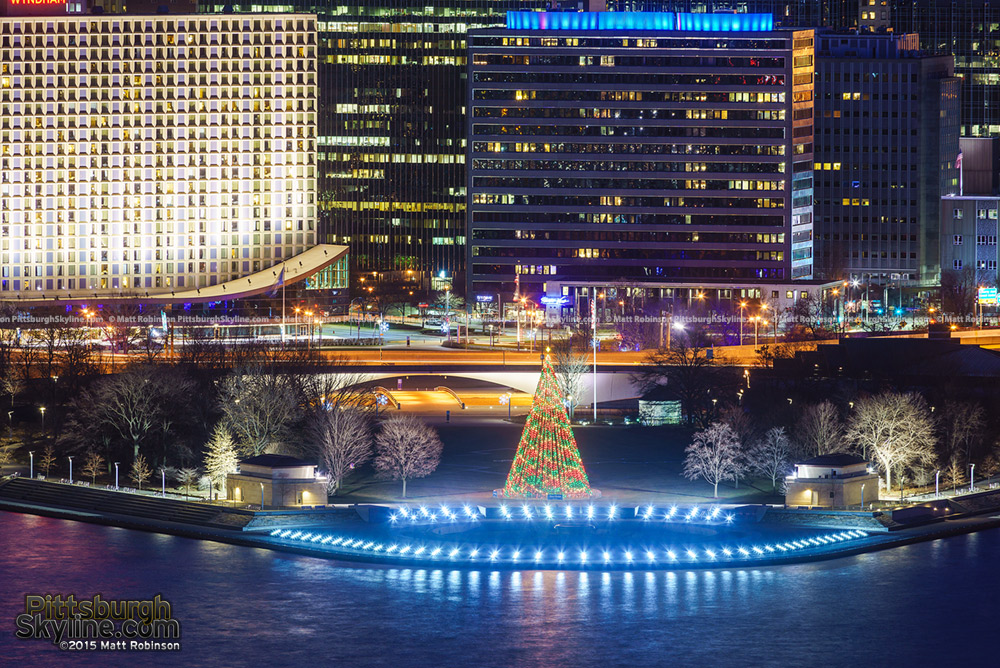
505,11 -> 774,32
797,453 -> 868,467
240,455 -> 316,469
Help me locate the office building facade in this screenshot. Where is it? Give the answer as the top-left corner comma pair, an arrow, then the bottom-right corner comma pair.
0,13 -> 319,298
812,32 -> 960,287
885,1 -> 1000,138
941,138 -> 1000,288
467,12 -> 816,310
941,195 -> 1000,286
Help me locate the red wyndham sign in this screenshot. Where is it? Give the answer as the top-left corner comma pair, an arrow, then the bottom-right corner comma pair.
6,0 -> 70,17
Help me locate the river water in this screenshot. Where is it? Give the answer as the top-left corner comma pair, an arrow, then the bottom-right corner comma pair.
0,511 -> 995,667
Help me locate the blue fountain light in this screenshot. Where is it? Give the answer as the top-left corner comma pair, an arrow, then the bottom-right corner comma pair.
268,524 -> 867,569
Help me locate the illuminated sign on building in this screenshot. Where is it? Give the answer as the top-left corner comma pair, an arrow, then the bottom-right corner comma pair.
4,0 -> 73,17
505,11 -> 774,32
540,296 -> 570,306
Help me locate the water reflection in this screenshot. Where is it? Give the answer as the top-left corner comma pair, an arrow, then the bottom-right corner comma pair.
1,512 -> 998,667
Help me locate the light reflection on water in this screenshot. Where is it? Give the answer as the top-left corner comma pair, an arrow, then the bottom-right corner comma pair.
0,511 -> 997,667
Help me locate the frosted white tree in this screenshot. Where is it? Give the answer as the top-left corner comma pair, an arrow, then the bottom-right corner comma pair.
682,422 -> 743,498
204,424 -> 240,494
844,392 -> 936,493
551,338 -> 590,419
309,407 -> 372,495
796,401 -> 842,457
374,415 -> 443,498
750,426 -> 792,490
175,468 -> 199,499
81,449 -> 105,485
129,454 -> 151,491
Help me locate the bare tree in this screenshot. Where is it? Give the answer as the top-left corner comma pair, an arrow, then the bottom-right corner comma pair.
633,340 -> 732,427
719,405 -> 755,488
0,440 -> 13,475
217,364 -> 299,456
298,361 -> 376,414
788,294 -> 833,339
682,422 -> 743,498
0,361 -> 22,409
796,401 -> 843,457
844,392 -> 936,493
203,425 -> 240,494
130,454 -> 151,490
940,267 -> 978,320
81,449 -> 105,485
64,365 -> 195,463
39,444 -> 55,477
309,407 -> 372,495
175,468 -> 199,499
940,401 -> 985,465
14,344 -> 39,390
30,325 -> 63,385
374,415 -> 443,498
551,338 -> 590,419
750,427 -> 792,490
943,453 -> 965,491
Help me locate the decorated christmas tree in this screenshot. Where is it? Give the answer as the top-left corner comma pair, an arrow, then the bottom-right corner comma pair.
502,356 -> 592,498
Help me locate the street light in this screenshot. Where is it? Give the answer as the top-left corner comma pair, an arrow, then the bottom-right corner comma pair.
114,462 -> 120,490
970,463 -> 975,492
738,301 -> 747,346
499,392 -> 512,419
28,450 -> 33,479
861,483 -> 865,511
68,455 -> 73,484
936,469 -> 940,498
39,405 -> 46,435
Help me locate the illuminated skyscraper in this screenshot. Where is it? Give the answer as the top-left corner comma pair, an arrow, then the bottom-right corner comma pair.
204,0 -> 552,288
0,13 -> 321,299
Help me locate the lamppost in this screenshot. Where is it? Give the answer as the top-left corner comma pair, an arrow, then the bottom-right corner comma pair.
592,287 -> 598,423
517,297 -> 525,346
738,301 -> 747,346
349,298 -> 363,339
444,281 -> 452,343
936,469 -> 940,498
861,483 -> 865,511
29,450 -> 34,479
114,462 -> 120,490
39,405 -> 46,435
970,463 -> 976,492
830,287 -> 840,337
658,309 -> 673,349
499,392 -> 512,419
750,316 -> 760,348
760,303 -> 777,343
67,455 -> 73,484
